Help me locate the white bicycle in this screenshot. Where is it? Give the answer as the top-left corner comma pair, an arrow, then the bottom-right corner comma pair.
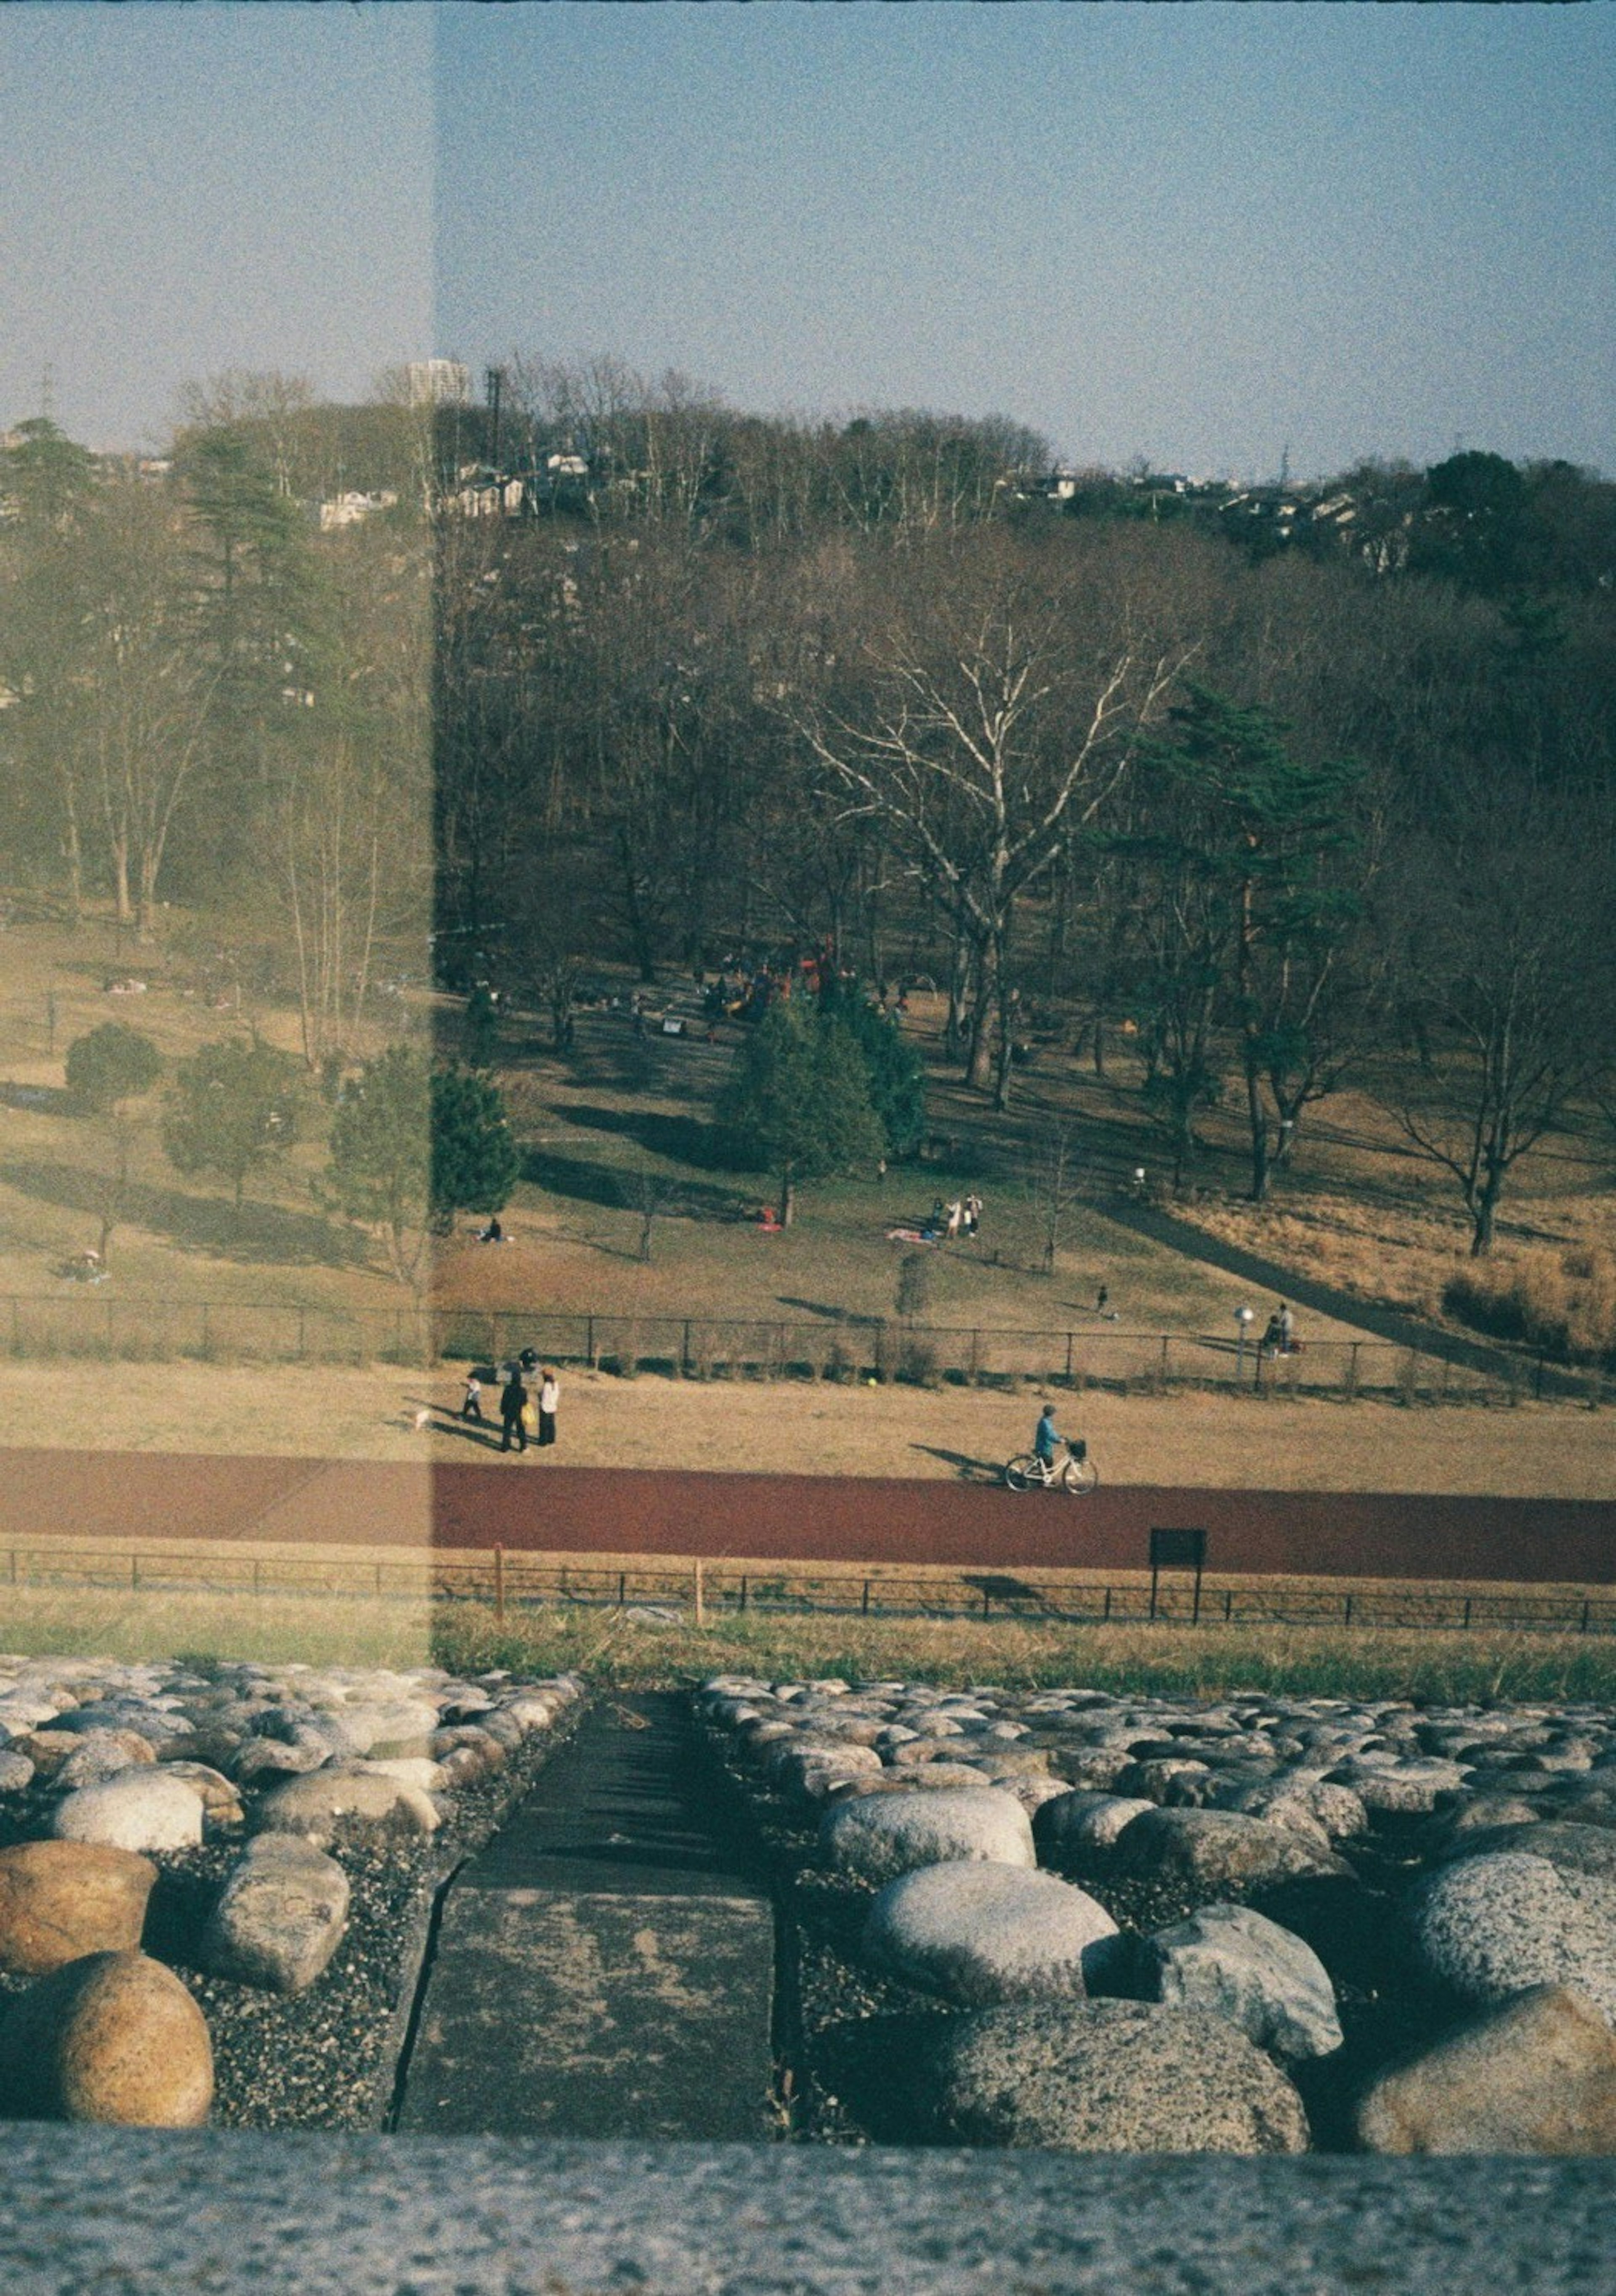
1004,1439 -> 1098,1495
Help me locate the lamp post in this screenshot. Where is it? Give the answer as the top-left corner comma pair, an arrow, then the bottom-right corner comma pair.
1235,1305 -> 1254,1384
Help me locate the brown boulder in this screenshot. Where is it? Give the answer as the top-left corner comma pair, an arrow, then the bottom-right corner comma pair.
1356,1985 -> 1616,2155
0,1949 -> 213,2125
0,1841 -> 157,1977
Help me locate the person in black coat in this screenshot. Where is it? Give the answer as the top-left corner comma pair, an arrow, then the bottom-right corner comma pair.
499,1367 -> 528,1453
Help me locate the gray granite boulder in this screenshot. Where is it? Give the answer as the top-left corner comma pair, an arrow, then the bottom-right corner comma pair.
50,1770 -> 205,1853
1409,1853 -> 1616,2023
819,1788 -> 1035,1882
1328,1759 -> 1469,1816
921,1999 -> 1310,2153
1436,1822 -> 1616,1883
1035,1791 -> 1156,1861
863,1861 -> 1122,2004
1356,1985 -> 1616,2155
1141,1903 -> 1342,2060
252,1767 -> 440,1849
1114,1808 -> 1350,1893
201,1835 -> 351,1993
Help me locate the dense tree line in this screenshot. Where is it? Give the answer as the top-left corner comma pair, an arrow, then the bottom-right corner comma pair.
431,370 -> 1616,1250
4,371 -> 1614,1256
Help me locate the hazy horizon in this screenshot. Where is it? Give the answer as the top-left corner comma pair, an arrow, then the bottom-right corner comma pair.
2,5 -> 1611,480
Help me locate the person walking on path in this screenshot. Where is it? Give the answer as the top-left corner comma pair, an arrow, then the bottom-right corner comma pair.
499,1367 -> 529,1453
1278,1301 -> 1296,1354
462,1372 -> 484,1424
1034,1402 -> 1061,1468
537,1367 -> 559,1448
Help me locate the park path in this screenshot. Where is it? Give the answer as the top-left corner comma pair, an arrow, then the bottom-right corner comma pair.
393,1691 -> 775,2139
1,1448 -> 1612,1585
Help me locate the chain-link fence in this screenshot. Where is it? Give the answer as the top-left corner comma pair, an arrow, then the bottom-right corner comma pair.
3,1291 -> 1605,1404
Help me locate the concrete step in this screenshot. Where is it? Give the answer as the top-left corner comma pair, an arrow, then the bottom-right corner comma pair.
396,1692 -> 776,2139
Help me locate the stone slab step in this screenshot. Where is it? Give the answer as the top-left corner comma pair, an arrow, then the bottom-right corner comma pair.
396,1692 -> 775,2138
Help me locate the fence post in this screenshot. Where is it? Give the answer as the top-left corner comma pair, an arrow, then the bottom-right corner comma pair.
861,1579 -> 870,1616
494,1543 -> 505,1624
739,1574 -> 748,1612
694,1558 -> 705,1629
586,1315 -> 595,1368
1064,1331 -> 1074,1383
1345,1343 -> 1359,1401
130,1555 -> 138,1591
682,1319 -> 692,1375
1159,1335 -> 1170,1391
618,1572 -> 626,1609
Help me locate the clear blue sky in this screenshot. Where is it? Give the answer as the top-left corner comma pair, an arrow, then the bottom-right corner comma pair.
4,4 -> 1612,478
0,4 -> 433,452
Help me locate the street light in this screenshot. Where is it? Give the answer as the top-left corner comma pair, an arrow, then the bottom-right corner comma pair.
1235,1304 -> 1254,1383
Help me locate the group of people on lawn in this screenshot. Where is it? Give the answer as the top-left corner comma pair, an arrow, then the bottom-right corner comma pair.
460,1350 -> 559,1453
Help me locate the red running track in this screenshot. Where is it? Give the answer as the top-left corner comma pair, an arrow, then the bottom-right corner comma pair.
0,1452 -> 1612,1584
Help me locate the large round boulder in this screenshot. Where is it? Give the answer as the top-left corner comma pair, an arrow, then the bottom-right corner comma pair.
1114,1808 -> 1350,1893
0,1842 -> 157,1977
863,1861 -> 1122,2004
1409,1853 -> 1616,2023
0,1949 -> 213,2125
819,1787 -> 1035,1883
1355,1985 -> 1616,2155
920,1999 -> 1310,2153
50,1770 -> 206,1853
251,1766 -> 440,1849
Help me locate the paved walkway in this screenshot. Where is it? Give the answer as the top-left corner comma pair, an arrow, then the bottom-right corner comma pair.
394,1692 -> 776,2139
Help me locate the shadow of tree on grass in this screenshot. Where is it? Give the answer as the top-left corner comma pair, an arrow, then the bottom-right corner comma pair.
0,1159 -> 369,1269
523,1143 -> 749,1224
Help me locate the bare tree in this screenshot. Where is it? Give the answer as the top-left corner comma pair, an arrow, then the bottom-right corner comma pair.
793,533 -> 1192,1106
1392,789 -> 1612,1255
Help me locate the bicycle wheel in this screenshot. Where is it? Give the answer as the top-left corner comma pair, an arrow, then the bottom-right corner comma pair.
1060,1453 -> 1099,1494
1004,1455 -> 1039,1492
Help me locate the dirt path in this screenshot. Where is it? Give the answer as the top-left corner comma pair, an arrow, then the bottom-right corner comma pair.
1,1449 -> 1611,1586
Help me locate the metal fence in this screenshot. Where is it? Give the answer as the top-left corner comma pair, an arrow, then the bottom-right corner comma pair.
3,1290 -> 1605,1404
10,1544 -> 1615,1637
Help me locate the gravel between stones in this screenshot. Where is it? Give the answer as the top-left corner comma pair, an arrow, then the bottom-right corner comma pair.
0,1662 -> 582,2131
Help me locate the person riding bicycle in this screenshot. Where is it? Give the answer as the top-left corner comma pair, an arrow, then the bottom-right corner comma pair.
1034,1404 -> 1061,1470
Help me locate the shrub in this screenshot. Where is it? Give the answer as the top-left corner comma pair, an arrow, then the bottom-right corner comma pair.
1444,1249 -> 1616,1367
896,1339 -> 940,1388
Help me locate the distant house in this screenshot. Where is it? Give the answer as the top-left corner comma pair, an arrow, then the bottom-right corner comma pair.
317,489 -> 399,532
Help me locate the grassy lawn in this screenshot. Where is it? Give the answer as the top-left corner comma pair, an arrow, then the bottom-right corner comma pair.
1,1577 -> 1610,1705
1,1359 -> 1614,1494
0,911 -> 1509,1366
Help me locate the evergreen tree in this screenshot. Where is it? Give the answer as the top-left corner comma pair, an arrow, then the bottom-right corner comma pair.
65,1022 -> 162,1114
162,1037 -> 298,1208
718,1002 -> 884,1225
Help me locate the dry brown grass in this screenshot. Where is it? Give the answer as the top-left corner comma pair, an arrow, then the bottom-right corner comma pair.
2,1360 -> 1614,1494
3,1574 -> 1611,1706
